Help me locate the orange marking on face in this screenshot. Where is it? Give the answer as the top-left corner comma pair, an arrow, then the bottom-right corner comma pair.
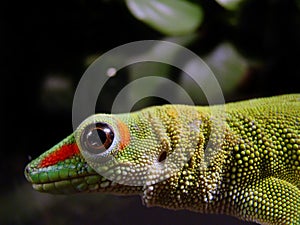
38,143 -> 80,168
116,120 -> 131,150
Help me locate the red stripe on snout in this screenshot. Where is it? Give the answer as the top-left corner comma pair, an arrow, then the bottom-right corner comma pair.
38,143 -> 80,168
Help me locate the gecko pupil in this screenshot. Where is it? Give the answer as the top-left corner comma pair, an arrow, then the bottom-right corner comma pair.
82,122 -> 114,154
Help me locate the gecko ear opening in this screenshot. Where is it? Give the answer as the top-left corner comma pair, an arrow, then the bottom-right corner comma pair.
158,150 -> 167,162
80,122 -> 115,155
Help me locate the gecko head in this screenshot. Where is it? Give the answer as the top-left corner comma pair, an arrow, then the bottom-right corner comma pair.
24,110 -> 167,195
24,132 -> 142,195
25,107 -> 194,195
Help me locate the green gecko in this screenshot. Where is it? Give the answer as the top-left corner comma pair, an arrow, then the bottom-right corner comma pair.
25,94 -> 300,225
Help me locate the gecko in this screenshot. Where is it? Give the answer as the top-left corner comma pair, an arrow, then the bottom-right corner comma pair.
25,94 -> 300,225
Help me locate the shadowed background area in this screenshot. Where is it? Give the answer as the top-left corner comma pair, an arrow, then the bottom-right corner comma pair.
1,0 -> 300,224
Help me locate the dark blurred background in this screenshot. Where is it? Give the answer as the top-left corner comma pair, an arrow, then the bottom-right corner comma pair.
1,0 -> 300,224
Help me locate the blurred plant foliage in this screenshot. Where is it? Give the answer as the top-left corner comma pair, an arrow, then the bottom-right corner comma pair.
125,0 -> 244,36
86,0 -> 299,111
215,0 -> 244,10
118,0 -> 250,108
125,0 -> 204,36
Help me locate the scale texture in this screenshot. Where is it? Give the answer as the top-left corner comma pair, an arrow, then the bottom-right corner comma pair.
25,94 -> 300,225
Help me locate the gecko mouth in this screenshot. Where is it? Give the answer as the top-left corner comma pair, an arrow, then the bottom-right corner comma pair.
30,174 -> 108,194
24,164 -> 111,194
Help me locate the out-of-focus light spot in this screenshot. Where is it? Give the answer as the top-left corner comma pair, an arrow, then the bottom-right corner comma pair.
43,75 -> 71,91
40,74 -> 73,111
106,67 -> 117,77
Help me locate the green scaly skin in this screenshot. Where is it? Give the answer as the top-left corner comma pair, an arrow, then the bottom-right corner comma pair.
25,94 -> 300,225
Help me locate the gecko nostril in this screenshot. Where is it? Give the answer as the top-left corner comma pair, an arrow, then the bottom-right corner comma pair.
158,151 -> 167,162
24,166 -> 31,181
25,165 -> 30,174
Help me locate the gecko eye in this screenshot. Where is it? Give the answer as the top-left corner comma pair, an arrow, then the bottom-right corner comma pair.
81,122 -> 114,154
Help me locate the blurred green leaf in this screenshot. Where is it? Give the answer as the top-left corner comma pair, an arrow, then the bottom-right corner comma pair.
126,0 -> 203,36
215,0 -> 244,10
204,42 -> 248,93
129,34 -> 199,81
126,35 -> 199,109
179,42 -> 249,103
